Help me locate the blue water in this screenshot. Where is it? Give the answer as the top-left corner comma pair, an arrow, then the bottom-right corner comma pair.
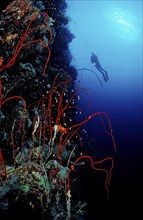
66,0 -> 143,218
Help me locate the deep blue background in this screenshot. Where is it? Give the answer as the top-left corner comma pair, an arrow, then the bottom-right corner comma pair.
67,1 -> 143,218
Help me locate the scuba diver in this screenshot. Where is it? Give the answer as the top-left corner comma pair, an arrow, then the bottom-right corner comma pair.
90,52 -> 109,82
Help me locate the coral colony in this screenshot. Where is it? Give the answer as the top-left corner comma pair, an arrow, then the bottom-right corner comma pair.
0,0 -> 116,219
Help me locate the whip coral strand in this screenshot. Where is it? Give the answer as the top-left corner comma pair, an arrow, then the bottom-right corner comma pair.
0,12 -> 52,76
68,155 -> 114,198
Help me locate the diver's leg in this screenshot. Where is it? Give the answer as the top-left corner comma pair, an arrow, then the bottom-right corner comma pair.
97,67 -> 108,82
102,73 -> 108,82
99,68 -> 109,82
104,71 -> 109,81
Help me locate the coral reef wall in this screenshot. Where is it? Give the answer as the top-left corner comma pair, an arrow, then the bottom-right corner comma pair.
0,0 -> 82,219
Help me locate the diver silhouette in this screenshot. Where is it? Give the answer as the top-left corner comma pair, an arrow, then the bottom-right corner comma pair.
90,52 -> 109,82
